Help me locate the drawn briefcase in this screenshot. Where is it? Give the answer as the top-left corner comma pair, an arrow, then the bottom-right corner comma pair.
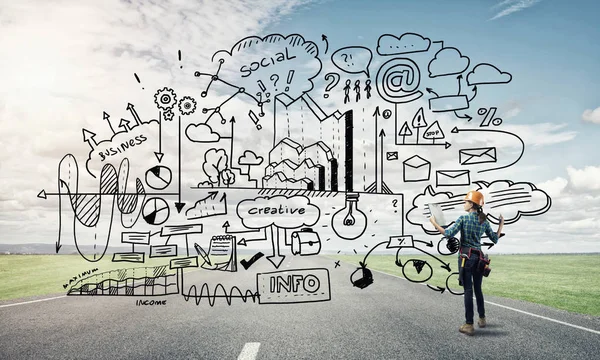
290,228 -> 321,256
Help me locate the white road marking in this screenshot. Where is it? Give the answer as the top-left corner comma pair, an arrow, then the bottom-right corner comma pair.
343,260 -> 600,335
237,342 -> 260,360
485,300 -> 600,335
0,295 -> 67,308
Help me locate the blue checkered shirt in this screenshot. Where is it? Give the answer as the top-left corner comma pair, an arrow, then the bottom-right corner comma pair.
444,212 -> 498,250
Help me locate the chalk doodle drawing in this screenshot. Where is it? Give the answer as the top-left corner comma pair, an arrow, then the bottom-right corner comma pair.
37,31 -> 551,306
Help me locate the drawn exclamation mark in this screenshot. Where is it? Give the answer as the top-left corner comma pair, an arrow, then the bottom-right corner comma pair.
178,50 -> 182,69
134,73 -> 144,90
285,70 -> 295,92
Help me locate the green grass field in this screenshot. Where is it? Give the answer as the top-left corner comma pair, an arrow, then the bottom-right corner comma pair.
1,254 -> 599,317
328,254 -> 600,317
0,255 -> 185,300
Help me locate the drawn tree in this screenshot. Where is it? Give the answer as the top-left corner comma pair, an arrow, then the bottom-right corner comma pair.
203,149 -> 229,187
221,169 -> 236,187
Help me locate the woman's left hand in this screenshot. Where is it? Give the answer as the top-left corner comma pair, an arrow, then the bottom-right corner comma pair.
429,216 -> 436,225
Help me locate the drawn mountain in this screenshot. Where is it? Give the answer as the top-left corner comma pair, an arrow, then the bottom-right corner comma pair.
265,159 -> 325,190
265,138 -> 338,190
262,172 -> 314,190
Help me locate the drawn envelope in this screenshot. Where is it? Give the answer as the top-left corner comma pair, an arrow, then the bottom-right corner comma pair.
403,155 -> 431,182
387,151 -> 398,161
459,147 -> 497,165
436,169 -> 470,186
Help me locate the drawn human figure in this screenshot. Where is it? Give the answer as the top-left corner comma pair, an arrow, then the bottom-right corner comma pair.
364,79 -> 372,99
343,79 -> 351,104
354,79 -> 361,102
429,190 -> 505,336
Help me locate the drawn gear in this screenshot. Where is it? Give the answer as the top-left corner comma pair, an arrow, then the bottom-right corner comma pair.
163,109 -> 174,121
178,96 -> 197,115
464,190 -> 484,206
154,87 -> 177,111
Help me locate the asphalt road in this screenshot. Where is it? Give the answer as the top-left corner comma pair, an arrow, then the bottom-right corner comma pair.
1,255 -> 599,359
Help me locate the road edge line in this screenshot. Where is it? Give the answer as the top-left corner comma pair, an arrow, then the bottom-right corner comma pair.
0,295 -> 67,309
337,258 -> 600,335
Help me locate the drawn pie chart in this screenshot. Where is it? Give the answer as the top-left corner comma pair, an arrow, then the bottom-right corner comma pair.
145,165 -> 172,190
142,197 -> 170,225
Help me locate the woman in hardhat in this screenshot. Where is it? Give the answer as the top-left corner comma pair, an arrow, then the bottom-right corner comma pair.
430,190 -> 504,336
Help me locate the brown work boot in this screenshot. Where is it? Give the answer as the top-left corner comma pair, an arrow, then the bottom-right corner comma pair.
478,317 -> 486,328
459,323 -> 474,336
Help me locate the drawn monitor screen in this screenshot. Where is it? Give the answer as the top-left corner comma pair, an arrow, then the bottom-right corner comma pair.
428,203 -> 447,227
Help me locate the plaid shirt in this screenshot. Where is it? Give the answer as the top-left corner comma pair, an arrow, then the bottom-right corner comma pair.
444,212 -> 498,250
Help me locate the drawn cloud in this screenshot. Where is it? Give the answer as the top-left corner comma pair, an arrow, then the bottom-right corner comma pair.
473,180 -> 552,224
86,119 -> 159,179
186,123 -> 220,143
406,181 -> 551,235
211,33 -> 322,102
428,47 -> 470,77
377,33 -> 431,55
238,150 -> 264,166
236,195 -> 320,229
467,63 -> 512,85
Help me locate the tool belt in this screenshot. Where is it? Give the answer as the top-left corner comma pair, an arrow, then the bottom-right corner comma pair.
460,247 -> 491,276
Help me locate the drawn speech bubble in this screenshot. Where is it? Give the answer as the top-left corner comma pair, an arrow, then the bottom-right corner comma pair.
331,46 -> 373,77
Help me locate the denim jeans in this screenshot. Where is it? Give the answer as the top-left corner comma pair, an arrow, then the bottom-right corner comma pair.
459,250 -> 485,324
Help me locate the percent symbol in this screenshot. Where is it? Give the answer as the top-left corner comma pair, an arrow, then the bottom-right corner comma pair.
477,107 -> 503,127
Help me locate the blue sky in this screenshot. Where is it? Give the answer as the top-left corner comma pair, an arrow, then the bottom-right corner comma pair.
270,0 -> 600,178
0,0 -> 599,254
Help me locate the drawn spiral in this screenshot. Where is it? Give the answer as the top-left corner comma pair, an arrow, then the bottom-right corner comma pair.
376,57 -> 423,104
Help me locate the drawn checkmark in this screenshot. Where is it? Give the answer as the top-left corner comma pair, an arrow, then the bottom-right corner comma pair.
240,252 -> 264,270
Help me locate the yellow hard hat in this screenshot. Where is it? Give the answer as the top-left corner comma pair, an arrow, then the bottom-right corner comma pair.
465,190 -> 484,206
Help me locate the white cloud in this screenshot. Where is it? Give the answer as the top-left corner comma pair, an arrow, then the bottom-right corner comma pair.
582,106 -> 600,124
489,0 -> 542,20
537,177 -> 568,198
567,165 -> 600,191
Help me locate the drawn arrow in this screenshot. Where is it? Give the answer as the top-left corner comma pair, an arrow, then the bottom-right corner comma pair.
266,225 -> 285,269
82,129 -> 98,150
237,228 -> 267,246
468,85 -> 477,102
456,74 -> 463,95
103,111 -> 116,135
155,111 -> 164,162
229,116 -> 236,168
321,34 -> 329,54
482,242 -> 495,249
223,221 -> 260,235
451,127 -> 525,173
361,240 -> 389,267
379,128 -> 385,190
373,107 -> 380,189
55,241 -> 62,254
453,111 -> 473,122
37,189 -> 177,197
426,87 -> 439,97
174,115 -> 185,213
414,239 -> 434,247
126,103 -> 142,126
427,284 -> 445,293
394,141 -> 452,149
119,118 -> 132,132
414,247 -> 452,272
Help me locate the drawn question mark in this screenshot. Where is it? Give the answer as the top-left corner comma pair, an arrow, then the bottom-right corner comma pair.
323,72 -> 341,98
270,74 -> 279,91
392,199 -> 398,207
342,54 -> 348,62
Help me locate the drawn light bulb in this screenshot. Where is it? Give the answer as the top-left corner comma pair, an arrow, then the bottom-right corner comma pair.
331,192 -> 367,240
